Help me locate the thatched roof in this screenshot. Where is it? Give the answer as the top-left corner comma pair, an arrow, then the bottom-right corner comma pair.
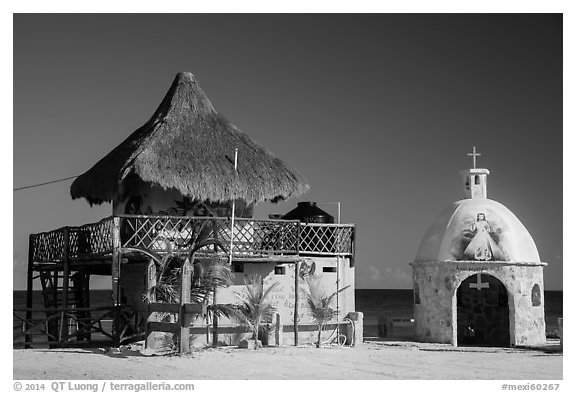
70,72 -> 309,205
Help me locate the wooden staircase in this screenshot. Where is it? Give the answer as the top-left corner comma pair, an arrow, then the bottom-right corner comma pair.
39,270 -> 91,344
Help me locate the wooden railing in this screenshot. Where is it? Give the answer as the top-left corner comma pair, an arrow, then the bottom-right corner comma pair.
299,223 -> 355,257
30,217 -> 115,263
13,304 -> 141,348
30,215 -> 355,264
119,215 -> 301,256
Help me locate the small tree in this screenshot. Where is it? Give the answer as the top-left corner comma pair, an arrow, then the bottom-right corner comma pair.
302,275 -> 349,348
233,275 -> 278,349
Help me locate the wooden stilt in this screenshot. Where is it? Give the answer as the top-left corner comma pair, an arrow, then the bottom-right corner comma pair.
111,217 -> 122,347
59,227 -> 70,342
25,235 -> 35,348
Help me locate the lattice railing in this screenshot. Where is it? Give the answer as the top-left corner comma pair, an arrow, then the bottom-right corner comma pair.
31,228 -> 67,262
30,216 -> 355,264
68,217 -> 115,258
119,215 -> 300,256
299,224 -> 355,256
31,217 -> 115,263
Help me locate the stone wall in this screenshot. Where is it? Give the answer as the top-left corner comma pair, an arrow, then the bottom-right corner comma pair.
412,261 -> 546,346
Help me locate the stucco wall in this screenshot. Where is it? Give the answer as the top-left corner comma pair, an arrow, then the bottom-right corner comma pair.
412,261 -> 546,346
215,256 -> 355,327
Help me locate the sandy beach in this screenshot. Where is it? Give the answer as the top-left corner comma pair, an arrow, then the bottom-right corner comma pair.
13,340 -> 562,380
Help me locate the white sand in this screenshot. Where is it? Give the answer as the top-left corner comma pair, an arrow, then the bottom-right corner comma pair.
13,340 -> 562,380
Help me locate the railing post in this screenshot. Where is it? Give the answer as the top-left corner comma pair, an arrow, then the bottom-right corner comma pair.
296,222 -> 301,255
180,258 -> 192,354
351,225 -> 356,267
25,234 -> 35,348
111,216 -> 122,347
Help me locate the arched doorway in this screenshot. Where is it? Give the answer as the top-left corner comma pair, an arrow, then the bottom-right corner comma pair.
456,273 -> 510,347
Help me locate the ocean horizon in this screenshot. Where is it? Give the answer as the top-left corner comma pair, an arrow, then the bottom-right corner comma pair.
13,288 -> 563,339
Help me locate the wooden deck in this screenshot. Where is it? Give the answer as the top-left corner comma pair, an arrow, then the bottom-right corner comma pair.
21,215 -> 356,348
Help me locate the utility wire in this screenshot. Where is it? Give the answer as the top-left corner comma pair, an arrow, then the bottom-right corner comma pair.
13,175 -> 79,191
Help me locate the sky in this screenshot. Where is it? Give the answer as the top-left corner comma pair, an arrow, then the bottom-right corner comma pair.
12,14 -> 563,290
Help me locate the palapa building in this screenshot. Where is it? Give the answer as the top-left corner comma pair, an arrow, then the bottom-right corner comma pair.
411,148 -> 546,347
22,72 -> 359,350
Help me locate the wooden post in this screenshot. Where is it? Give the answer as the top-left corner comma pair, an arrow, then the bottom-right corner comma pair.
180,258 -> 192,354
294,260 -> 300,346
145,258 -> 157,351
111,217 -> 122,347
59,227 -> 70,342
351,225 -> 356,267
212,287 -> 218,348
83,272 -> 91,341
274,313 -> 282,347
25,235 -> 35,348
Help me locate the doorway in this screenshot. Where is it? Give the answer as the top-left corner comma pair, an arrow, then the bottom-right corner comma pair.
456,273 -> 510,347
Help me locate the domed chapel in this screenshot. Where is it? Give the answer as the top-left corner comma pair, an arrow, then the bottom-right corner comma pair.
411,147 -> 546,347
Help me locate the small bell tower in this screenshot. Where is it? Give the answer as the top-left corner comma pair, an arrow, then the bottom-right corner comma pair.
460,146 -> 489,199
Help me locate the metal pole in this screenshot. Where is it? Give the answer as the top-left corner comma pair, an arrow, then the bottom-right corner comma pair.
229,148 -> 238,265
335,203 -> 340,343
317,202 -> 341,343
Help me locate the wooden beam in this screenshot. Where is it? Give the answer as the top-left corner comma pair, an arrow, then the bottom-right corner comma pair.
147,322 -> 180,334
148,303 -> 181,314
183,303 -> 207,314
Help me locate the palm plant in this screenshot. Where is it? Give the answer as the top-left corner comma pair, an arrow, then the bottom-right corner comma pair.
145,220 -> 234,327
232,274 -> 279,349
301,275 -> 349,348
147,222 -> 230,297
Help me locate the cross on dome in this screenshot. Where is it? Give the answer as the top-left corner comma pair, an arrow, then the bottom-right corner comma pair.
467,146 -> 482,169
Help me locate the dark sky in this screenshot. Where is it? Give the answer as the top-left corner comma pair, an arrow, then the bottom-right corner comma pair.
13,14 -> 563,290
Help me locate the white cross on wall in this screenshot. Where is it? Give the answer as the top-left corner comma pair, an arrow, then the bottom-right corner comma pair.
469,273 -> 490,291
467,146 -> 482,169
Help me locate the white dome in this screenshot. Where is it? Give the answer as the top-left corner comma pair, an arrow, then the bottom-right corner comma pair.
415,198 -> 540,263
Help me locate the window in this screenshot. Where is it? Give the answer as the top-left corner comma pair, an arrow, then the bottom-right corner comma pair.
323,266 -> 337,273
274,266 -> 286,275
232,262 -> 244,273
531,284 -> 541,306
414,283 -> 420,304
475,175 -> 480,185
